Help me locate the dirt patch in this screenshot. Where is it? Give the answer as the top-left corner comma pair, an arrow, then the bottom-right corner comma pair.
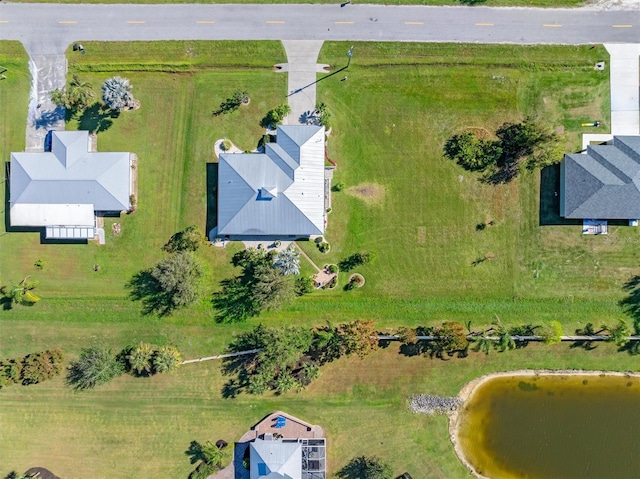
464,127 -> 493,140
417,226 -> 426,244
345,183 -> 386,205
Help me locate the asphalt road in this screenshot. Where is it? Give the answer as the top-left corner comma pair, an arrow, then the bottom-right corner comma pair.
0,3 -> 638,53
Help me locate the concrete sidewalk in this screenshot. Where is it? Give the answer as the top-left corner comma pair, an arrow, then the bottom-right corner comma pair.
605,43 -> 640,135
25,54 -> 67,152
279,41 -> 329,125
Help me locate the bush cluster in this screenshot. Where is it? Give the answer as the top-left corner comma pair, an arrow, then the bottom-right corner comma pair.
0,349 -> 64,388
126,342 -> 182,376
444,118 -> 564,183
66,343 -> 182,390
223,320 -> 379,396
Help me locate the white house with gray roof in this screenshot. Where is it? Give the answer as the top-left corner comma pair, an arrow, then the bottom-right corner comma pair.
10,130 -> 133,240
560,136 -> 640,219
217,125 -> 325,238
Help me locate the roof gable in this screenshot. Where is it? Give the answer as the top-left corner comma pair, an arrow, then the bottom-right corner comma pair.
250,439 -> 301,479
562,136 -> 640,219
217,126 -> 325,236
10,131 -> 132,226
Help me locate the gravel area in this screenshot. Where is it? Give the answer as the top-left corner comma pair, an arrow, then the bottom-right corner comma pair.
584,0 -> 640,9
409,394 -> 463,415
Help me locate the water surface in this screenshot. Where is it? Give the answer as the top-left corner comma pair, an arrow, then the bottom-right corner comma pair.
457,374 -> 640,479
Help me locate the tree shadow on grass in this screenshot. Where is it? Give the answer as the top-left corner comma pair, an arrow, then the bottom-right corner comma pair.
185,440 -> 206,465
621,275 -> 640,322
78,102 -> 118,134
221,357 -> 252,398
211,277 -> 258,323
617,276 -> 640,355
126,270 -> 174,317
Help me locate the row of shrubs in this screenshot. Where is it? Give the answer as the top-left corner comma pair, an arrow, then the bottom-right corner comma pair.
67,343 -> 183,390
0,349 -> 64,388
0,343 -> 182,391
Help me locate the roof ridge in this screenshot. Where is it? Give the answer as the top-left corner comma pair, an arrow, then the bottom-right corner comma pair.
218,155 -> 257,232
280,194 -> 323,235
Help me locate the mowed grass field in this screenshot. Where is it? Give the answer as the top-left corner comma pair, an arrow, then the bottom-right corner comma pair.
2,40 -> 640,478
2,340 -> 639,478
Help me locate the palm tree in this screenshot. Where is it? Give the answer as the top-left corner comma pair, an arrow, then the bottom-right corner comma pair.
152,345 -> 182,373
201,440 -> 229,467
493,316 -> 516,352
603,319 -> 630,347
66,345 -> 124,390
5,276 -> 40,306
127,342 -> 154,375
68,74 -> 95,110
102,76 -> 135,111
50,88 -> 69,108
273,245 -> 300,275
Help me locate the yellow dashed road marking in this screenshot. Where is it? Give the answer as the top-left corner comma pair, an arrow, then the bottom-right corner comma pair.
196,20 -> 216,24
405,21 -> 424,25
58,21 -> 78,24
126,21 -> 146,24
612,24 -> 633,28
266,20 -> 285,24
475,23 -> 494,26
334,21 -> 354,24
543,24 -> 562,27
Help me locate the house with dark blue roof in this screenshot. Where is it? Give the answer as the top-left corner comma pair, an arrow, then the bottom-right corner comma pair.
560,136 -> 640,220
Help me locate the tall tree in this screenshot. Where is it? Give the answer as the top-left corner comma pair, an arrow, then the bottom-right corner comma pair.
66,346 -> 124,390
432,321 -> 469,358
67,74 -> 95,110
250,263 -> 295,311
163,225 -> 204,253
128,252 -> 203,315
603,319 -> 630,347
337,456 -> 394,479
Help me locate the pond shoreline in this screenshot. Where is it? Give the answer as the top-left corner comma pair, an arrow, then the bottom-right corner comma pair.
449,369 -> 640,479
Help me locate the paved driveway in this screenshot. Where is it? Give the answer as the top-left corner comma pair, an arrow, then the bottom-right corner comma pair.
605,43 -> 640,135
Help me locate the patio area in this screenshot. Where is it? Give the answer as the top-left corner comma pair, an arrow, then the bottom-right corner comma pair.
583,219 -> 608,235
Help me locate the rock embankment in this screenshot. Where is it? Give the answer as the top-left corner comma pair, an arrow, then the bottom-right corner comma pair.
409,394 -> 463,415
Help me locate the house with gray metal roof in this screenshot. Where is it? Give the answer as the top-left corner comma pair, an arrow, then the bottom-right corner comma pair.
560,136 -> 640,219
217,125 -> 326,238
9,130 -> 133,240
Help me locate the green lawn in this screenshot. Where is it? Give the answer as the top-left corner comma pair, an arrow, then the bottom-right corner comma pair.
2,40 -> 639,479
10,0 -> 586,6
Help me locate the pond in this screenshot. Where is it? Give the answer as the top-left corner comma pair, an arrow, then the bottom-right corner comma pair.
455,373 -> 640,479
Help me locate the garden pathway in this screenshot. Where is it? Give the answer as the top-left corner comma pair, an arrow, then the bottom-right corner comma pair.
294,242 -> 321,273
278,41 -> 329,125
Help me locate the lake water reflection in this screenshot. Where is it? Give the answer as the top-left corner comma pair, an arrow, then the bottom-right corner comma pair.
456,374 -> 640,479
